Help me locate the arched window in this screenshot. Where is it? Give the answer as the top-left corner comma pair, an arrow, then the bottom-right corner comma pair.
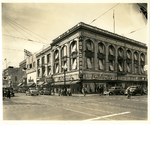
85,40 -> 94,69
140,53 -> 145,74
70,41 -> 77,70
108,45 -> 115,71
98,42 -> 105,70
134,52 -> 139,74
126,50 -> 132,73
61,45 -> 67,72
118,48 -> 124,72
54,50 -> 59,74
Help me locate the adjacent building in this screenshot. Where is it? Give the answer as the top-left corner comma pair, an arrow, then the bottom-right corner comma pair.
2,66 -> 24,89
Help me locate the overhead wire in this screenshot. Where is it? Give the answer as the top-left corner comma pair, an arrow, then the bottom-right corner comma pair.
2,17 -> 40,47
3,15 -> 50,42
90,3 -> 120,24
3,16 -> 47,44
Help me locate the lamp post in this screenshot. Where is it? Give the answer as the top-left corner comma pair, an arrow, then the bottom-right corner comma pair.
62,65 -> 67,88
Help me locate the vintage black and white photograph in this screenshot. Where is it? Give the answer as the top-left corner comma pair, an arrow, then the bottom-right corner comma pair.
1,2 -> 148,121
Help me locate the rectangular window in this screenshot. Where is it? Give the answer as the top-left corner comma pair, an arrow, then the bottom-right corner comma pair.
72,58 -> 77,70
99,46 -> 104,53
71,44 -> 76,53
38,69 -> 40,77
99,59 -> 103,70
37,59 -> 40,67
47,66 -> 51,75
42,67 -> 45,76
87,58 -> 92,69
118,64 -> 123,72
33,62 -> 35,68
30,64 -> 32,68
42,56 -> 45,64
109,60 -> 114,71
141,67 -> 144,74
55,64 -> 59,73
134,54 -> 137,60
127,53 -> 130,59
127,63 -> 131,72
109,49 -> 114,55
55,53 -> 58,60
15,76 -> 17,81
47,54 -> 50,63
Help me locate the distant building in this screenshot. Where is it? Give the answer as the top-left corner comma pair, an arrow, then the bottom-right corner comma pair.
2,66 -> 24,89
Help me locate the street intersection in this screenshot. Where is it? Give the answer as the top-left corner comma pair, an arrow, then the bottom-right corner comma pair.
3,93 -> 148,121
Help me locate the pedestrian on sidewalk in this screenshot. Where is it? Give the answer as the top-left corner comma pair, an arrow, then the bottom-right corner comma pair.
99,85 -> 102,96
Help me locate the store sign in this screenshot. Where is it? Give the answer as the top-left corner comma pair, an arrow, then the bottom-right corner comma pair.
92,74 -> 115,80
57,76 -> 73,82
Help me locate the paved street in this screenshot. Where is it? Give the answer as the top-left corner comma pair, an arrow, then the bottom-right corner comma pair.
3,93 -> 148,121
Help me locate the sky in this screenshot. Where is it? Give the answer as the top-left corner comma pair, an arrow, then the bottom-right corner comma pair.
1,2 -> 148,70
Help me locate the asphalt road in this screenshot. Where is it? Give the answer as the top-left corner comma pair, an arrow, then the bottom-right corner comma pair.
3,93 -> 148,121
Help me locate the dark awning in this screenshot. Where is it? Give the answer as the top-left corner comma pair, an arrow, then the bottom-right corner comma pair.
51,80 -> 79,85
18,83 -> 23,87
27,83 -> 36,87
37,82 -> 44,86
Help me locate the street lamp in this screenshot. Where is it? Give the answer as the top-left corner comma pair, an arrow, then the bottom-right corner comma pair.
62,65 -> 67,88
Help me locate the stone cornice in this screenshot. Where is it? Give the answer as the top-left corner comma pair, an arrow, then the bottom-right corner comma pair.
51,22 -> 147,49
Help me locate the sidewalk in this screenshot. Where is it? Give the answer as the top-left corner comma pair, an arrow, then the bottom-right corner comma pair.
51,93 -> 101,97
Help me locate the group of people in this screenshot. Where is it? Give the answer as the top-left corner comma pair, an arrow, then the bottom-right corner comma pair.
58,87 -> 72,96
3,88 -> 11,99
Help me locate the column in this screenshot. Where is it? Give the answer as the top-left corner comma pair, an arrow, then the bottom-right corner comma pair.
40,57 -> 42,77
131,50 -> 134,74
115,45 -> 118,72
76,38 -> 79,70
67,42 -> 70,71
138,52 -> 141,74
105,43 -> 109,71
83,39 -> 86,69
45,55 -> 47,76
124,47 -> 127,72
58,47 -> 61,73
94,40 -> 98,70
51,51 -> 54,74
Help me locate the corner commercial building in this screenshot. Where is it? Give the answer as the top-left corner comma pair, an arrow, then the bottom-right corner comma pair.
35,22 -> 147,94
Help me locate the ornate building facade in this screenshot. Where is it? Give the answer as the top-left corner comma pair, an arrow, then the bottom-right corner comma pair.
36,22 -> 147,94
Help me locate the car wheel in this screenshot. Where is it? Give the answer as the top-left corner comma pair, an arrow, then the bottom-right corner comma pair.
140,91 -> 143,95
132,92 -> 136,96
109,92 -> 113,95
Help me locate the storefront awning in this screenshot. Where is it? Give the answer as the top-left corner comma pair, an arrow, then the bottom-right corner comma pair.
27,83 -> 36,87
51,80 -> 80,85
37,82 -> 44,86
18,83 -> 23,87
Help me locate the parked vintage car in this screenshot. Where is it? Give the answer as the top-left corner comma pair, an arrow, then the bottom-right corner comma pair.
3,87 -> 15,98
104,87 -> 125,95
26,88 -> 39,96
42,88 -> 51,95
124,86 -> 144,96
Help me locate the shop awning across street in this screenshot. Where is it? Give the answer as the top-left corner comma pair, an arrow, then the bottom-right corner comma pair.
37,82 -> 44,86
27,83 -> 36,87
18,83 -> 23,87
51,80 -> 80,85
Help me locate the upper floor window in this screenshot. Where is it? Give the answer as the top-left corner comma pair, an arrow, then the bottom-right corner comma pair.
47,54 -> 50,63
85,40 -> 94,69
37,59 -> 40,67
42,56 -> 45,64
108,45 -> 115,71
70,41 -> 77,70
15,76 -> 17,81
